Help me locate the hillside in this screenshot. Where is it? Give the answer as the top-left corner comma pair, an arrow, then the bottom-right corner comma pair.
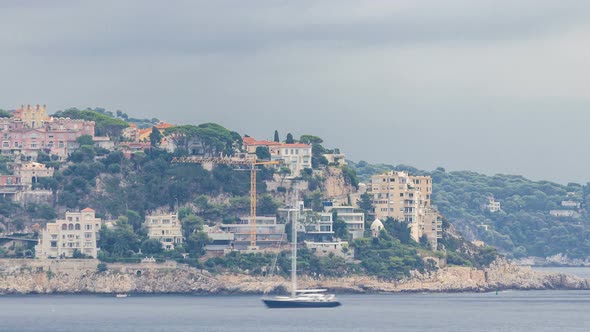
349,161 -> 590,260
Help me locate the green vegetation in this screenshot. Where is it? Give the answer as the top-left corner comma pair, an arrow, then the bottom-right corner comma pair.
52,108 -> 129,138
0,109 -> 12,118
349,160 -> 590,259
164,123 -> 242,156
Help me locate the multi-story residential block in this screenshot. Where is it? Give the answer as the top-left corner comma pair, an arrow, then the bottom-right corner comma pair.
220,216 -> 286,250
13,162 -> 54,185
417,206 -> 443,248
279,202 -> 335,243
269,143 -> 312,177
35,208 -> 102,258
242,136 -> 312,176
369,171 -> 441,248
0,105 -> 95,159
324,205 -> 365,240
144,213 -> 183,250
369,171 -> 432,221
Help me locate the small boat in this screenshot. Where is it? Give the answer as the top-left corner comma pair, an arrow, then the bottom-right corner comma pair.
115,293 -> 128,298
262,206 -> 341,309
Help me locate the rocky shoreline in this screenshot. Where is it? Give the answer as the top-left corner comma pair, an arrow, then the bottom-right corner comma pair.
0,258 -> 588,295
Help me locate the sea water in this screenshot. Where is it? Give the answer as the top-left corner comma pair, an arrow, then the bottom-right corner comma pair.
0,290 -> 589,331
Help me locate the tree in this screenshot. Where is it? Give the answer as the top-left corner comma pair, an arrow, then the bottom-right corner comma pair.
98,221 -> 141,257
125,210 -> 143,231
285,133 -> 294,144
141,239 -> 164,255
0,110 -> 12,118
149,127 -> 163,147
181,214 -> 205,239
76,135 -> 94,146
278,166 -> 291,187
97,263 -> 108,272
52,108 -> 128,138
299,135 -> 323,145
255,146 -> 271,160
273,130 -> 280,142
332,213 -> 349,240
186,231 -> 210,257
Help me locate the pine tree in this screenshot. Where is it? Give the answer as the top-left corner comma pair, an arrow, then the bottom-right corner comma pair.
273,130 -> 280,142
285,133 -> 294,144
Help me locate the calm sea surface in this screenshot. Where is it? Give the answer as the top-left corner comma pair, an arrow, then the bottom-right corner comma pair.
1,290 -> 589,332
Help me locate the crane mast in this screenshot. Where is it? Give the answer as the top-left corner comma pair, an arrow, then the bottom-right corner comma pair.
172,156 -> 282,249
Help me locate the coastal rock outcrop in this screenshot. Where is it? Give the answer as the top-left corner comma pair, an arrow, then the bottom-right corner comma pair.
0,258 -> 588,295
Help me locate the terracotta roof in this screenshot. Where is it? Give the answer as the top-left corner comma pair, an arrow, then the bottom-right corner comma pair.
280,143 -> 311,148
242,136 -> 282,146
155,122 -> 174,129
81,207 -> 95,212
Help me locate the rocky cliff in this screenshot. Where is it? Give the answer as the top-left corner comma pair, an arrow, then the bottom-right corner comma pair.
0,258 -> 588,295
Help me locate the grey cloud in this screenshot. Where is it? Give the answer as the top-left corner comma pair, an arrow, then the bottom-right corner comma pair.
3,0 -> 590,57
1,1 -> 590,184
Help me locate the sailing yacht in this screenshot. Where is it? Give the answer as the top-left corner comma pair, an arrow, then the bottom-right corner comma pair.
262,205 -> 341,308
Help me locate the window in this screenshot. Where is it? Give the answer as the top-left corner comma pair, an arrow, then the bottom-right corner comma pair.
61,224 -> 67,231
68,224 -> 74,230
75,224 -> 81,230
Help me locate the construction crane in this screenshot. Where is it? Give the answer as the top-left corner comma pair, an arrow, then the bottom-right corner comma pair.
171,156 -> 283,250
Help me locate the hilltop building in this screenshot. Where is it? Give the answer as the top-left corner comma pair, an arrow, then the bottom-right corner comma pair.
35,208 -> 102,259
487,197 -> 501,212
369,171 -> 442,248
144,213 -> 183,250
242,136 -> 311,176
0,104 -> 95,159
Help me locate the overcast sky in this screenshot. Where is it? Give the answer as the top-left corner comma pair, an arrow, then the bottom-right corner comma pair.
1,0 -> 590,184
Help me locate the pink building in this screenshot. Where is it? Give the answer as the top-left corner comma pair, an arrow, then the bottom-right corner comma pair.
0,116 -> 95,159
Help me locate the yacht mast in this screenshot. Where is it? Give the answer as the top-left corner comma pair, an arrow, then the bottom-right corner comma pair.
291,203 -> 297,298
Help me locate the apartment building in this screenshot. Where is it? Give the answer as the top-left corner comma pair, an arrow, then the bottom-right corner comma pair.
324,205 -> 365,240
220,216 -> 286,250
0,105 -> 95,158
35,208 -> 102,258
369,171 -> 441,248
144,213 -> 183,250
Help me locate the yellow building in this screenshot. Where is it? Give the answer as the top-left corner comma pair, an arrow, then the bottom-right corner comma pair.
14,104 -> 50,128
144,213 -> 183,250
369,171 -> 441,247
35,208 -> 102,258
